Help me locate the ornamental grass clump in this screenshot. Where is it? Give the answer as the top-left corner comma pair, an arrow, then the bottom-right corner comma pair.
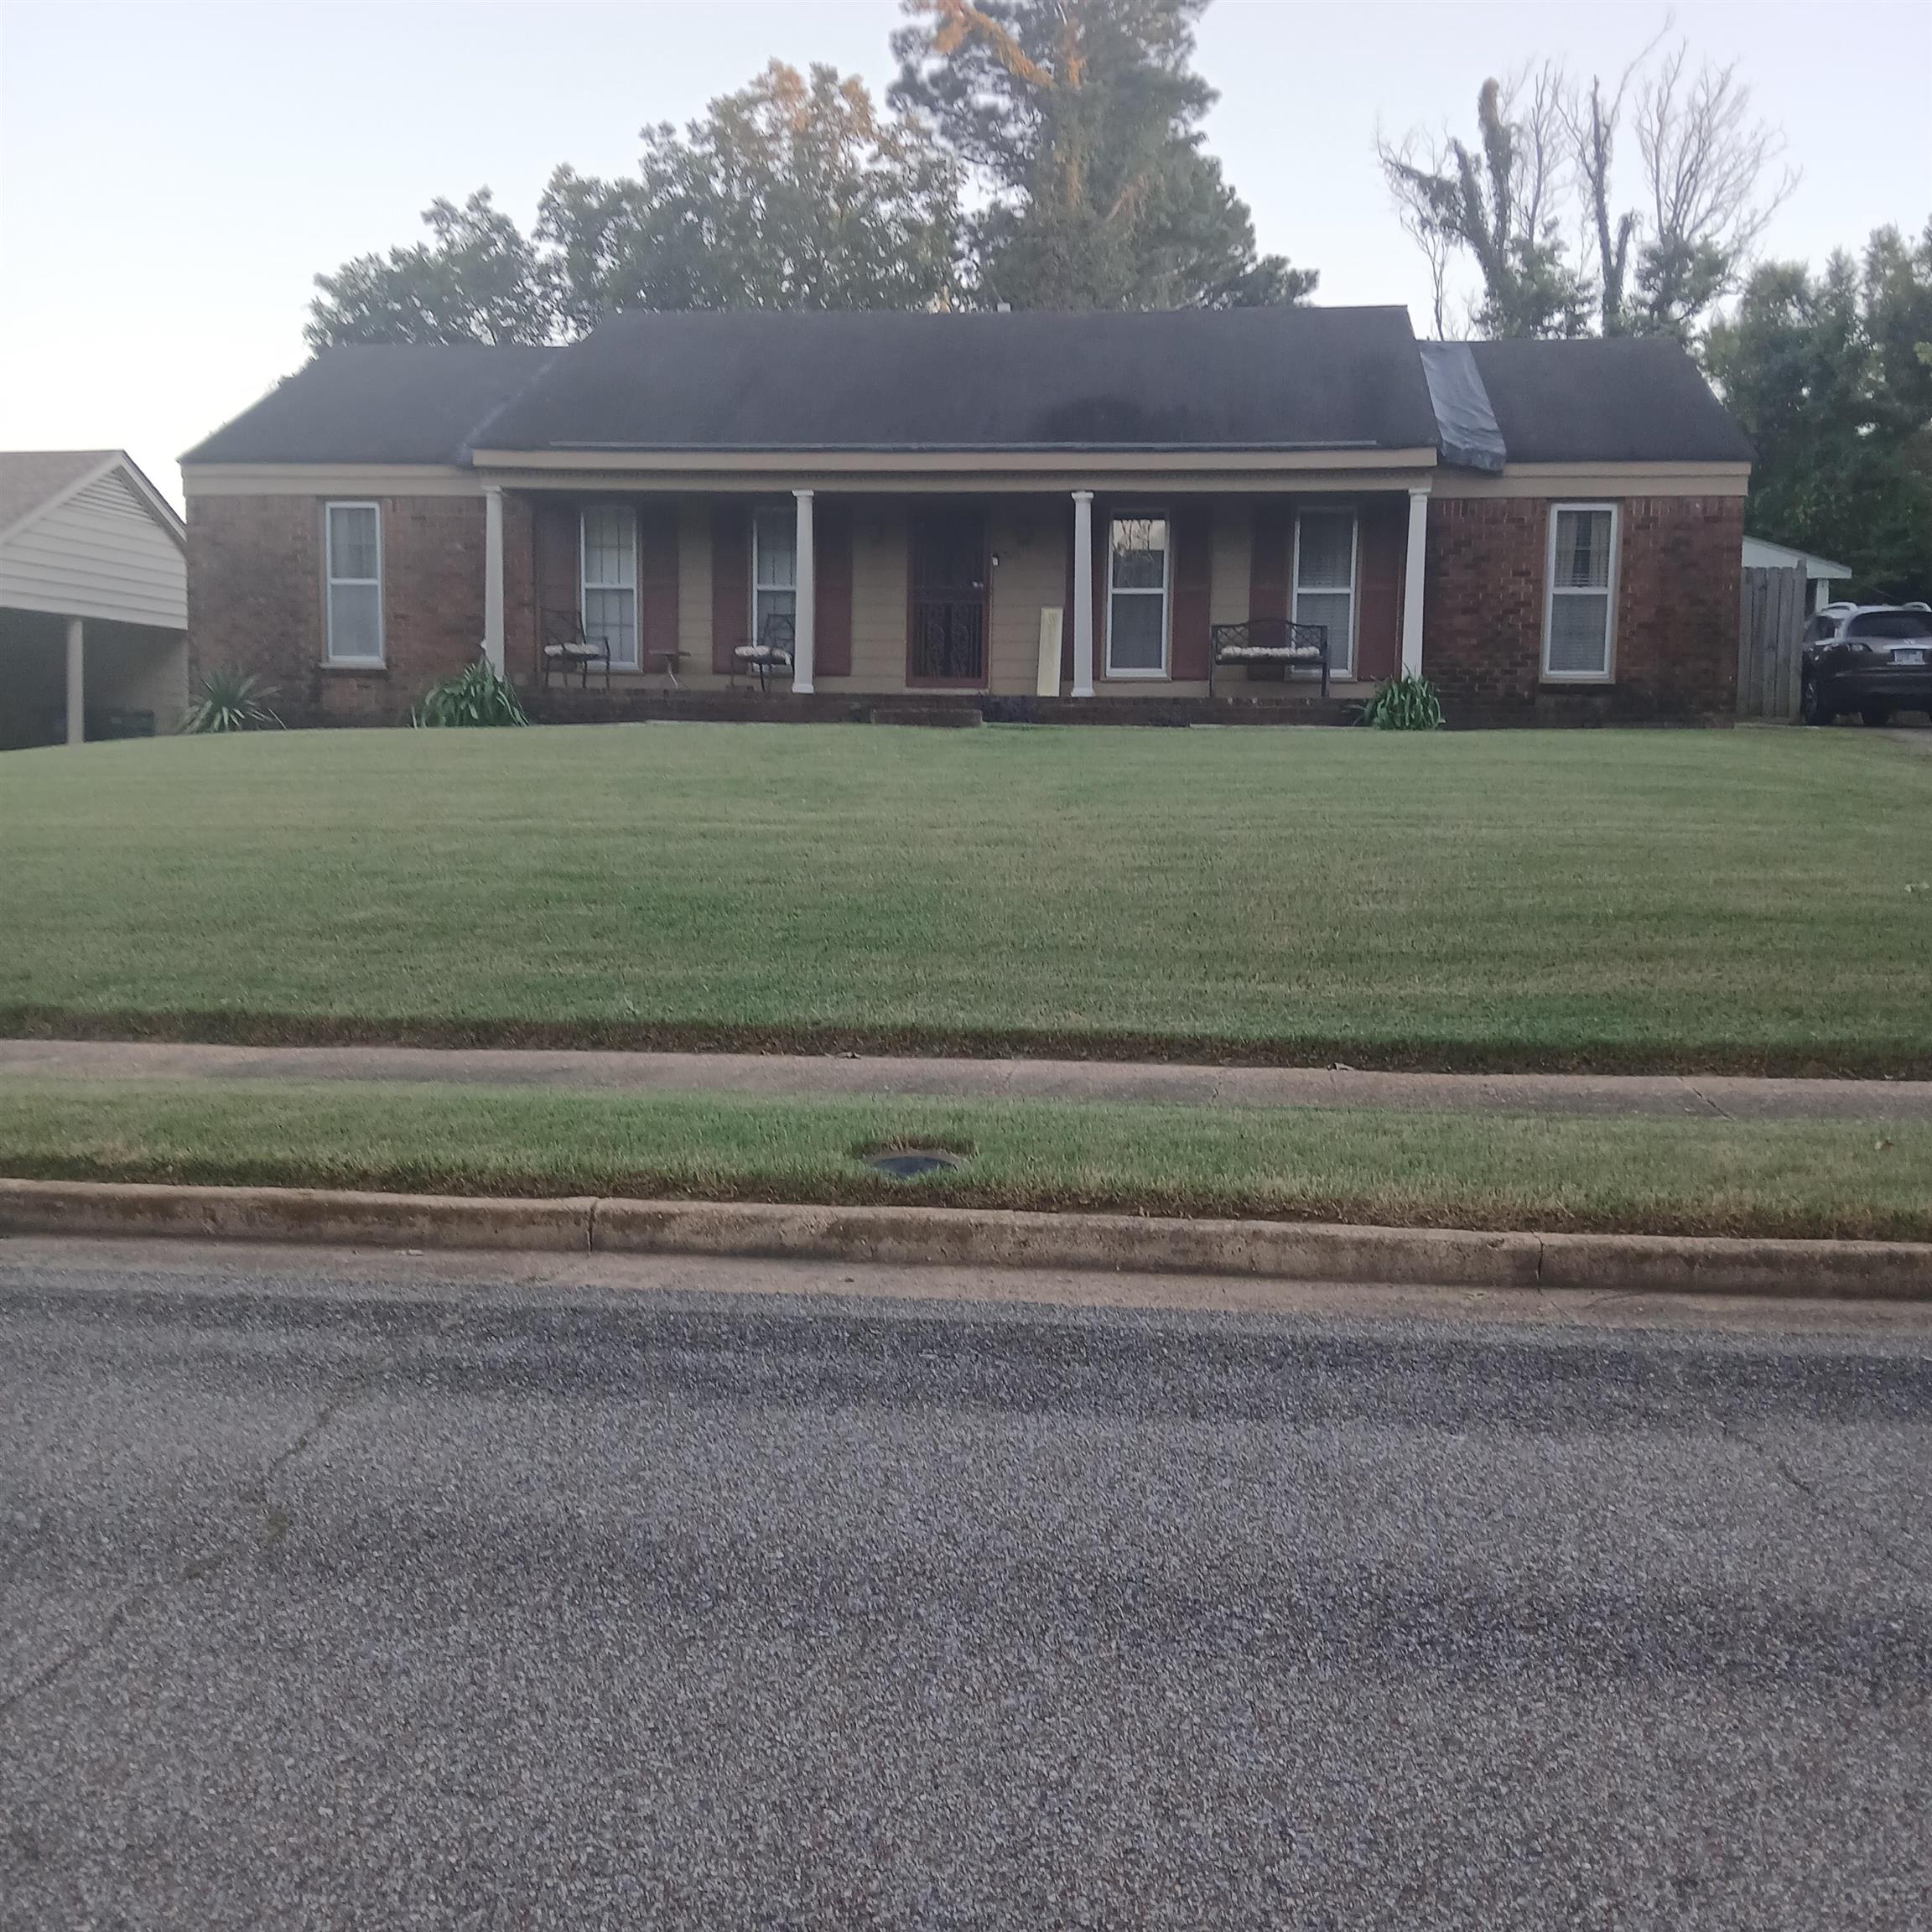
1358,672 -> 1445,730
412,659 -> 529,728
183,667 -> 282,733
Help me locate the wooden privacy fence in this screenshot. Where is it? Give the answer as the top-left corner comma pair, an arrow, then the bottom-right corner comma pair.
1737,564 -> 1806,719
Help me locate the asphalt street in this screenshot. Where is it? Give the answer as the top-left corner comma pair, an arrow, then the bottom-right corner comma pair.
2,1239 -> 1928,1929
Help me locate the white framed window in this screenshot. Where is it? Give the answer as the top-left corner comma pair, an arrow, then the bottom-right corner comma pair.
1292,509 -> 1357,678
580,505 -> 638,669
1544,504 -> 1618,680
1105,513 -> 1169,678
751,506 -> 797,648
324,501 -> 382,664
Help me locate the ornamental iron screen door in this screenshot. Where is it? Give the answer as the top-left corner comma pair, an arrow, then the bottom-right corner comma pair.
910,511 -> 988,684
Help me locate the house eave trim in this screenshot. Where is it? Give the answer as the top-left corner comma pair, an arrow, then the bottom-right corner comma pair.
469,444 -> 1445,476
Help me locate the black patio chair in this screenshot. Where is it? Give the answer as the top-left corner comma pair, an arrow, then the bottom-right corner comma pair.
541,609 -> 611,690
732,611 -> 796,693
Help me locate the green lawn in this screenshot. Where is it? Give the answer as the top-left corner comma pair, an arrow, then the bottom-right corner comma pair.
3,723 -> 1928,1072
3,1076 -> 1928,1241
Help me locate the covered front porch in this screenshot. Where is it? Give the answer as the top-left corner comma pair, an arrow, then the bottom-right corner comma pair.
476,472 -> 1431,716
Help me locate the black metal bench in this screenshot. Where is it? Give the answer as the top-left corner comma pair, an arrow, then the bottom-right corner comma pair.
1210,620 -> 1330,699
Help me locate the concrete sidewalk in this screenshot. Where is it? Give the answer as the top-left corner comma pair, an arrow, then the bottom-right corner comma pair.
6,1037 -> 1930,1122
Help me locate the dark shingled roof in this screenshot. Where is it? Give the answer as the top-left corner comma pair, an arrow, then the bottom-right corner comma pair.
178,313 -> 1754,470
1464,337 -> 1753,464
181,345 -> 558,465
476,306 -> 1441,453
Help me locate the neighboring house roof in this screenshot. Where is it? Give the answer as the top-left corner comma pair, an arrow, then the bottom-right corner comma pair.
1462,338 -> 1755,465
0,449 -> 187,629
476,306 -> 1441,454
180,345 -> 558,465
178,309 -> 1754,472
1742,535 -> 1852,581
3,449 -> 124,534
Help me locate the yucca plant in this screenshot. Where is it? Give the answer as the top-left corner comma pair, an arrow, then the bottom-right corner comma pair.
412,659 -> 529,728
1358,672 -> 1445,730
183,667 -> 282,734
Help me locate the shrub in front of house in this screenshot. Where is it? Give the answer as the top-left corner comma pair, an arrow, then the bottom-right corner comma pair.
412,660 -> 529,728
1358,672 -> 1445,730
184,667 -> 283,733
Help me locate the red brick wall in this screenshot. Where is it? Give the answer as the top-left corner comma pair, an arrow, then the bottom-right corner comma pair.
186,494 -> 487,726
1422,494 -> 1743,724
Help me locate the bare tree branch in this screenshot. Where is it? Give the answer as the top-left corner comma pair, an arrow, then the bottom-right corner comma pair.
1633,42 -> 1798,335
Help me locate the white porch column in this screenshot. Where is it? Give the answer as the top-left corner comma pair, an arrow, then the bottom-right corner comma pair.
65,615 -> 84,746
1070,490 -> 1095,697
480,483 -> 506,675
1400,486 -> 1430,678
792,488 -> 815,694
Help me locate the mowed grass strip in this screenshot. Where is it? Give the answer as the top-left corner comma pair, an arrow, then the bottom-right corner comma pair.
3,724 -> 1929,1071
3,1077 -> 1927,1242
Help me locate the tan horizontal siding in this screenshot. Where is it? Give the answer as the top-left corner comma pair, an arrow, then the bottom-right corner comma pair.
1,473 -> 187,628
987,504 -> 1067,694
1209,501 -> 1252,629
848,501 -> 909,691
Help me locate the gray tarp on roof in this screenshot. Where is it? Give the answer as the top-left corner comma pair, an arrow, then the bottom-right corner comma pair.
1417,344 -> 1508,472
182,346 -> 557,465
475,307 -> 1441,454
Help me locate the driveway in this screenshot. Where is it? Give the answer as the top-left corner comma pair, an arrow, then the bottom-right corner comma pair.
3,1242 -> 1928,1929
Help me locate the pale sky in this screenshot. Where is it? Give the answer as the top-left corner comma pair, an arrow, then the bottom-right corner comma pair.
3,0 -> 1928,504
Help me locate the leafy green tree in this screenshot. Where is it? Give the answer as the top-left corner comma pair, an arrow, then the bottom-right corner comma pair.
891,0 -> 1314,309
1707,221 -> 1932,601
539,61 -> 964,325
309,65 -> 961,349
306,190 -> 558,349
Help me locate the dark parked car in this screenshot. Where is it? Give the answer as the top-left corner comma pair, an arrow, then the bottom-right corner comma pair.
1800,603 -> 1932,724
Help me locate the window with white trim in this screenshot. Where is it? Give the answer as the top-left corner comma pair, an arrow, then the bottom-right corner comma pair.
580,505 -> 639,669
1544,504 -> 1618,679
1292,510 -> 1356,678
1105,514 -> 1169,676
324,502 -> 382,663
752,506 -> 797,648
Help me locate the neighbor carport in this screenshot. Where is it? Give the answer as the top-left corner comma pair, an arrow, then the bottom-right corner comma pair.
0,449 -> 188,748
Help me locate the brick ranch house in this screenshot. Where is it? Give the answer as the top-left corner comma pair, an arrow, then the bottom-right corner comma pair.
181,306 -> 1752,727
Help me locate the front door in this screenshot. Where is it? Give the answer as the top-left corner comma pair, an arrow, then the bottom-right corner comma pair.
909,509 -> 988,685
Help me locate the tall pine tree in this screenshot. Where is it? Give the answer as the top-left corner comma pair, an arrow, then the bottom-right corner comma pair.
891,0 -> 1313,309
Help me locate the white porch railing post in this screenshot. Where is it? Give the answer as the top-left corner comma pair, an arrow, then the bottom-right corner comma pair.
1071,490 -> 1095,698
481,483 -> 506,675
1401,486 -> 1430,678
792,488 -> 816,694
65,615 -> 84,745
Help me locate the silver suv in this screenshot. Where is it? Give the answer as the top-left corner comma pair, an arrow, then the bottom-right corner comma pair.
1800,602 -> 1932,726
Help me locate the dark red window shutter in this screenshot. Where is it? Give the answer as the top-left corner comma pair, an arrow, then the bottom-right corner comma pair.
537,502 -> 579,623
1354,500 -> 1405,683
1170,506 -> 1213,679
814,501 -> 854,677
711,501 -> 749,673
1249,502 -> 1291,624
637,502 -> 679,662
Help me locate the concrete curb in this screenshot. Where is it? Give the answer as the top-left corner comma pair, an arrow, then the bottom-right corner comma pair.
0,1180 -> 597,1254
3,1177 -> 1930,1300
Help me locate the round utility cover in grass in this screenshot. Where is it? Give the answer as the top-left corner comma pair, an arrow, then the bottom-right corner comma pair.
864,1150 -> 964,1179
